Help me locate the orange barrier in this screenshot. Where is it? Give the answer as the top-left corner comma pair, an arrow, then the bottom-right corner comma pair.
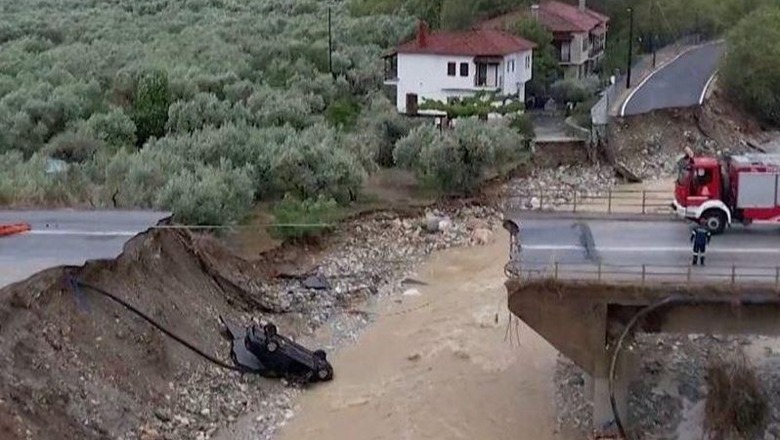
0,223 -> 31,237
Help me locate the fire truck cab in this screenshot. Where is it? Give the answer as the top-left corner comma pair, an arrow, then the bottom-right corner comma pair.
672,152 -> 780,234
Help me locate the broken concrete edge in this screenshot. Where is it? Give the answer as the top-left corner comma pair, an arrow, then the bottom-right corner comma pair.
503,210 -> 677,223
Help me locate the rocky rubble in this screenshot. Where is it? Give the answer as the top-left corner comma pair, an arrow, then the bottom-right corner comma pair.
506,164 -> 618,211
554,334 -> 780,439
264,205 -> 503,330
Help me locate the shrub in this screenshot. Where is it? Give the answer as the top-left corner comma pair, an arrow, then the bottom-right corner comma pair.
722,6 -> 780,125
508,113 -> 534,139
549,78 -> 599,104
270,124 -> 367,203
395,118 -> 526,194
80,109 -> 137,148
132,70 -> 171,147
271,194 -> 342,240
166,93 -> 236,133
44,131 -> 105,162
705,353 -> 768,440
154,160 -> 255,226
393,123 -> 437,169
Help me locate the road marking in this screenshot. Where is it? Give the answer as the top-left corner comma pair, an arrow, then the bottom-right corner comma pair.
620,45 -> 699,117
27,230 -> 140,237
523,244 -> 780,254
699,71 -> 718,105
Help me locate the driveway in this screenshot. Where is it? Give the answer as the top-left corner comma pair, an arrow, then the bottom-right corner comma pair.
621,42 -> 725,117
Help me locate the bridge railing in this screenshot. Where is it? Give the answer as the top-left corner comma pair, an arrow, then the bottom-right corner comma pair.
505,189 -> 673,215
506,260 -> 780,289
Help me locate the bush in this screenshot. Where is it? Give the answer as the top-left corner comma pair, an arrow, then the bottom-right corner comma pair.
395,118 -> 526,194
705,353 -> 768,440
44,131 -> 105,162
154,160 -> 255,226
80,109 -> 137,148
132,70 -> 171,147
508,113 -> 534,139
357,93 -> 410,167
270,124 -> 367,203
271,194 -> 343,240
549,78 -> 599,104
722,6 -> 780,125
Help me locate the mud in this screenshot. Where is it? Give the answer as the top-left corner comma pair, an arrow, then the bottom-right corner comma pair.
276,230 -> 576,440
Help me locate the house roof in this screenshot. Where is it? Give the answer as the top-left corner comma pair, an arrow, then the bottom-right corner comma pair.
479,1 -> 609,34
394,26 -> 536,57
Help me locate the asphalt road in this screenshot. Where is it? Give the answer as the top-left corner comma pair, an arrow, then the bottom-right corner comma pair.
512,217 -> 780,284
0,210 -> 170,289
621,42 -> 725,117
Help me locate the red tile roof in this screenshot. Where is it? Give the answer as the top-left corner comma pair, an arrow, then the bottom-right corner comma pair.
479,0 -> 609,34
394,27 -> 536,56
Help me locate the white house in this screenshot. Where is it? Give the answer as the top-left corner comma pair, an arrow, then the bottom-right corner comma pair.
383,22 -> 536,115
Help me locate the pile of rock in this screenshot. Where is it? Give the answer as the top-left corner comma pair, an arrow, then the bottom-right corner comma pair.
506,165 -> 618,211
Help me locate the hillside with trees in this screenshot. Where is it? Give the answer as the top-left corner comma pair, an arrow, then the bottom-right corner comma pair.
0,0 -> 778,226
0,0 -> 538,227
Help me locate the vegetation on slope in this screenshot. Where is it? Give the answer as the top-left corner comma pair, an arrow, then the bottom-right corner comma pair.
0,0 -> 530,225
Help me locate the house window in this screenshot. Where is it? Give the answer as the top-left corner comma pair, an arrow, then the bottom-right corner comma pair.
561,42 -> 571,62
525,55 -> 530,69
460,62 -> 468,77
447,62 -> 456,76
582,37 -> 588,52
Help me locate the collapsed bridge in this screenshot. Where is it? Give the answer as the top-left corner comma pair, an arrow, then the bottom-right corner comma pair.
503,214 -> 780,435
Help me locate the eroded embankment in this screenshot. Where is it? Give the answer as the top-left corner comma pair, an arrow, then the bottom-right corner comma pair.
0,229 -> 292,440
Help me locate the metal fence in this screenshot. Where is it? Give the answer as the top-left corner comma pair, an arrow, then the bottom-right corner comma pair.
506,260 -> 780,289
505,189 -> 673,215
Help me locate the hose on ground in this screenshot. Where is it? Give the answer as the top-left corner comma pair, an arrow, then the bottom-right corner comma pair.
66,275 -> 245,373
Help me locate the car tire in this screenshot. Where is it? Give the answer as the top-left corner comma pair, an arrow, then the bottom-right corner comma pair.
313,350 -> 327,361
317,367 -> 333,381
267,341 -> 278,353
701,209 -> 727,234
264,323 -> 277,337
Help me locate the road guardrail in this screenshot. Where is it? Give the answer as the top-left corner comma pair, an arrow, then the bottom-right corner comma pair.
505,260 -> 780,289
505,189 -> 673,215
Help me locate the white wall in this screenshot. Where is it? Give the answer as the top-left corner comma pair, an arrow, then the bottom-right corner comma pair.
396,53 -> 475,113
396,50 -> 533,113
502,49 -> 533,98
570,32 -> 590,65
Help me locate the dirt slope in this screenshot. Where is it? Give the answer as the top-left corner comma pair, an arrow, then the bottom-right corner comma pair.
0,230 -> 287,440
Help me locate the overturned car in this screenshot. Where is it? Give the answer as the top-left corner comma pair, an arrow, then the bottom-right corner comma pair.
221,317 -> 334,384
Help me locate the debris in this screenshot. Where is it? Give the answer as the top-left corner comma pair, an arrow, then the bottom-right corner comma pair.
302,275 -> 331,291
402,288 -> 421,297
223,319 -> 334,384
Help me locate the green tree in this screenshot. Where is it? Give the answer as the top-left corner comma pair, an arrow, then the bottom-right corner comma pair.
440,0 -> 477,30
511,17 -> 562,97
721,6 -> 780,125
132,70 -> 170,147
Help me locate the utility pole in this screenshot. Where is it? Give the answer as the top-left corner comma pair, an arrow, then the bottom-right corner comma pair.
328,6 -> 334,79
626,7 -> 634,89
652,34 -> 657,68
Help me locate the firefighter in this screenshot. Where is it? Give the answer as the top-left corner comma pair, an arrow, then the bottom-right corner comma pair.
690,221 -> 712,266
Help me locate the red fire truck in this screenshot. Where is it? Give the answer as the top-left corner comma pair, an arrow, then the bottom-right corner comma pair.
673,151 -> 780,234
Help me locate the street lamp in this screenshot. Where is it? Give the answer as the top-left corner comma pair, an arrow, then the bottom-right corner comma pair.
626,7 -> 634,89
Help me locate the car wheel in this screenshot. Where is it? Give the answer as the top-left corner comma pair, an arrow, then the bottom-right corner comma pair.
313,350 -> 327,361
267,341 -> 278,353
264,323 -> 277,337
701,209 -> 727,234
317,367 -> 333,381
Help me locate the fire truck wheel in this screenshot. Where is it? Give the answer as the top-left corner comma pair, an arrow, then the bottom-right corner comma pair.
701,209 -> 727,234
